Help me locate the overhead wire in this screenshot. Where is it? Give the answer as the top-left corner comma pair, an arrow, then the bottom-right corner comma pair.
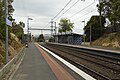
83,11 -> 98,20
73,9 -> 97,23
48,0 -> 97,29
69,1 -> 96,18
45,22 -> 50,27
54,0 -> 81,21
52,0 -> 73,20
45,0 -> 73,28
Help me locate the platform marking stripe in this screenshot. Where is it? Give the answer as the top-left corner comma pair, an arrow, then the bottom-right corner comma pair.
37,43 -> 96,80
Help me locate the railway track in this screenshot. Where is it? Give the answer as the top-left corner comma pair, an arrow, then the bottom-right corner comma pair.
41,43 -> 120,80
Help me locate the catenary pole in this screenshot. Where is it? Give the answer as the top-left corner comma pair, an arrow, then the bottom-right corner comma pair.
50,20 -> 53,37
54,22 -> 57,35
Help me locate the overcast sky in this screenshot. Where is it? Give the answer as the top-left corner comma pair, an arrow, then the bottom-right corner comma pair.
13,0 -> 99,35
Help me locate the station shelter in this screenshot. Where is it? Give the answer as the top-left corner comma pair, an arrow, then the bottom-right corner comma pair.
54,33 -> 83,45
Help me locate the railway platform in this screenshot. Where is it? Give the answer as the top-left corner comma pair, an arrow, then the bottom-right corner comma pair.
51,42 -> 120,53
9,43 -> 88,80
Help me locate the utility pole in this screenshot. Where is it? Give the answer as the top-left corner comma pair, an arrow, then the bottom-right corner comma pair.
27,17 -> 33,42
4,0 -> 8,63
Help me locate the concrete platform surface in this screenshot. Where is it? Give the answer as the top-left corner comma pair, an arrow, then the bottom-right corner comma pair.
11,43 -> 57,80
11,43 -> 76,80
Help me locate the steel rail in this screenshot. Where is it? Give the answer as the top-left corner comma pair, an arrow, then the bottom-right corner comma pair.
52,45 -> 120,71
42,44 -> 111,80
47,43 -> 120,61
41,43 -> 120,80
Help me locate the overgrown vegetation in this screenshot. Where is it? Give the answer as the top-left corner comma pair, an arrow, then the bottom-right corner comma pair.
97,0 -> 120,26
0,0 -> 25,67
12,21 -> 25,40
84,16 -> 106,42
92,32 -> 120,48
0,0 -> 25,42
84,0 -> 120,42
87,0 -> 120,47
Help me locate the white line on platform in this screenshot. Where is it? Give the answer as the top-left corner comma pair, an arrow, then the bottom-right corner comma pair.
37,43 -> 96,80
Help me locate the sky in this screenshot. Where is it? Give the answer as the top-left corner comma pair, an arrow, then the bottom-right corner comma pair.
13,0 -> 99,35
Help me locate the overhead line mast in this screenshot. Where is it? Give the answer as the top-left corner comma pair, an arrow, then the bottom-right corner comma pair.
45,0 -> 73,35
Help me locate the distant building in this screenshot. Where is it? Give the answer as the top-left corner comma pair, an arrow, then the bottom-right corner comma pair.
54,33 -> 83,45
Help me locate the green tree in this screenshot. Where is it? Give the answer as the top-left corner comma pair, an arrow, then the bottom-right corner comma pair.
0,1 -> 5,40
84,16 -> 106,41
8,0 -> 14,15
0,0 -> 15,40
0,1 -> 3,18
19,21 -> 25,28
12,21 -> 25,40
58,18 -> 74,34
38,34 -> 45,42
110,0 -> 120,24
49,37 -> 55,42
97,0 -> 120,25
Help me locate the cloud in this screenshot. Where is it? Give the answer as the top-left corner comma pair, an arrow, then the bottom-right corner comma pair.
13,0 -> 99,35
13,0 -> 68,17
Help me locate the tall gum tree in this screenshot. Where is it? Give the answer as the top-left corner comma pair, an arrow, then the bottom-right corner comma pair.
58,18 -> 74,34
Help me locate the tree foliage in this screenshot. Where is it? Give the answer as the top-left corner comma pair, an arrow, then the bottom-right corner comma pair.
0,1 -> 5,40
0,0 -> 15,40
8,0 -> 15,16
38,34 -> 45,42
0,0 -> 25,41
58,18 -> 74,33
12,21 -> 25,40
84,16 -> 106,41
19,21 -> 25,28
49,37 -> 55,42
97,0 -> 120,25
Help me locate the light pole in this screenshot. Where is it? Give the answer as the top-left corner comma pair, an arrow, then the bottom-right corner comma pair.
99,0 -> 102,27
4,0 -> 8,64
82,20 -> 86,45
90,24 -> 92,45
27,17 -> 33,42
